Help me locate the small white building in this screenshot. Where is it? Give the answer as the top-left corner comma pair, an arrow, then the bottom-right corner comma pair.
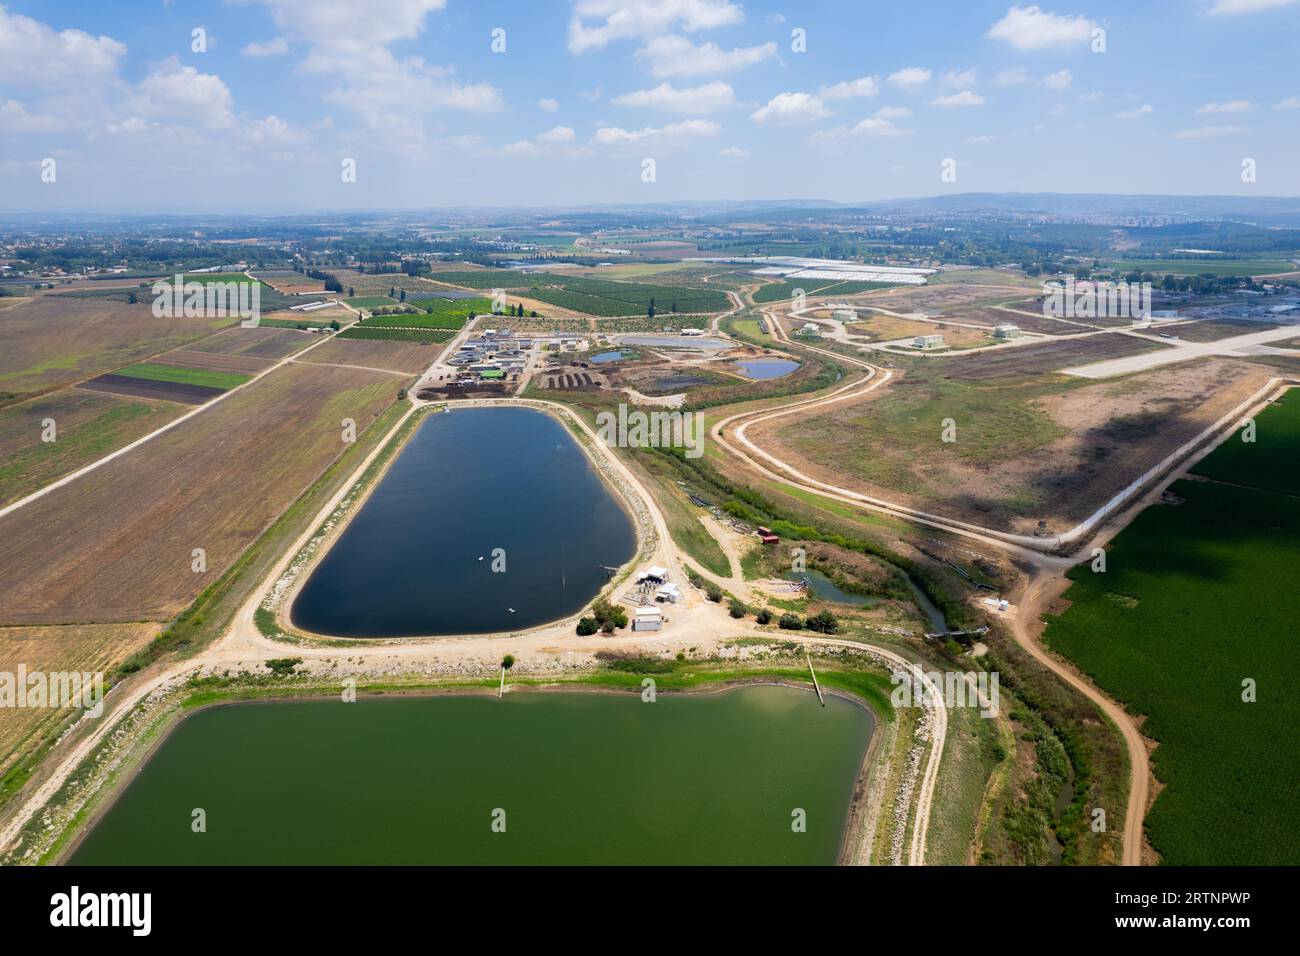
655,583 -> 681,604
833,309 -> 856,323
993,324 -> 1021,339
913,334 -> 945,350
800,322 -> 821,336
632,607 -> 663,632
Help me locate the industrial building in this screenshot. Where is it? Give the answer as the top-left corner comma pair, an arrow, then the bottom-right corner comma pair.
993,324 -> 1020,339
913,334 -> 945,349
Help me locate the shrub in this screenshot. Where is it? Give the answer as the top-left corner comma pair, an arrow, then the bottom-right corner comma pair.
705,583 -> 724,603
590,597 -> 627,632
728,599 -> 746,619
778,613 -> 804,630
264,657 -> 303,676
576,617 -> 598,636
805,610 -> 840,634
755,608 -> 773,625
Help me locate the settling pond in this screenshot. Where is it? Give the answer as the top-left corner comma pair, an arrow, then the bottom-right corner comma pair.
291,406 -> 636,637
69,686 -> 873,865
734,358 -> 800,380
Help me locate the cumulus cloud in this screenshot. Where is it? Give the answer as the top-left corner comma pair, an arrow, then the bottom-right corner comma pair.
941,68 -> 977,89
874,106 -> 912,118
1274,96 -> 1300,110
719,145 -> 749,157
242,37 -> 289,57
929,90 -> 985,107
1196,99 -> 1254,112
1115,103 -> 1153,118
135,57 -> 237,128
568,0 -> 744,53
0,6 -> 126,88
538,97 -> 560,112
591,118 -> 720,146
1043,69 -> 1072,90
612,81 -> 735,114
820,75 -> 880,100
887,67 -> 932,91
749,92 -> 831,124
986,5 -> 1097,49
635,34 -> 776,77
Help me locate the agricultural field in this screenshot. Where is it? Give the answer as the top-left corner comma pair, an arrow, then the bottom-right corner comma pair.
111,362 -> 253,390
0,362 -> 400,625
345,296 -> 399,309
0,297 -> 233,402
425,268 -> 730,316
756,355 -> 1274,533
846,315 -> 999,349
1162,319 -> 1278,342
297,337 -> 440,375
1041,392 -> 1300,863
1100,258 -> 1296,277
337,326 -> 455,343
0,390 -> 186,507
80,361 -> 252,404
752,278 -> 893,303
0,622 -> 160,798
180,325 -> 317,361
382,297 -> 491,328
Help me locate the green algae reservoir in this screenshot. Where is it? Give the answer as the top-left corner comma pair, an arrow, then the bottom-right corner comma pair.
69,685 -> 873,865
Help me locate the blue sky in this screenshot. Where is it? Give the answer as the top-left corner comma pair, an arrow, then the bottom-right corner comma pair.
2,0 -> 1298,210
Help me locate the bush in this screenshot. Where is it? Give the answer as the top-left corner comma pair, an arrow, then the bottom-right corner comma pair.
805,610 -> 840,634
576,617 -> 598,636
705,583 -> 724,603
590,597 -> 627,632
778,613 -> 804,630
264,657 -> 303,676
728,599 -> 746,619
755,608 -> 773,625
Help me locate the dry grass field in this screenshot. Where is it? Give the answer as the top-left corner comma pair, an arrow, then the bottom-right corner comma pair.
0,296 -> 232,401
0,623 -> 159,784
752,354 -> 1274,534
0,363 -> 400,625
930,332 -> 1165,381
179,325 -> 315,360
0,390 -> 187,508
846,316 -> 998,348
296,337 -> 443,375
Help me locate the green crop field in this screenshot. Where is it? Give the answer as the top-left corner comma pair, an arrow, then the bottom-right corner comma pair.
1185,393 -> 1300,496
181,273 -> 273,290
116,363 -> 253,390
1041,391 -> 1300,864
1100,258 -> 1296,277
344,296 -> 399,308
425,268 -> 729,316
402,297 -> 494,328
337,327 -> 455,343
752,278 -> 894,303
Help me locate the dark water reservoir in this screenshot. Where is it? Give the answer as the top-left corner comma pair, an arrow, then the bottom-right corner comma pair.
291,406 -> 636,637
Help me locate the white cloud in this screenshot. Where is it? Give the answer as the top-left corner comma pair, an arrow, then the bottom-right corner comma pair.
1196,99 -> 1254,113
591,118 -> 720,146
941,68 -> 978,89
850,117 -> 910,136
995,67 -> 1034,85
0,98 -> 59,132
568,0 -> 744,54
1116,104 -> 1153,119
719,145 -> 749,157
1208,0 -> 1297,13
501,139 -> 540,156
929,90 -> 985,107
612,81 -> 735,114
0,6 -> 126,88
538,125 -> 577,143
1077,90 -> 1104,102
966,134 -> 996,143
887,67 -> 932,91
1043,69 -> 1072,90
135,57 -> 236,129
538,97 -> 560,112
1175,124 -> 1249,138
874,106 -> 912,118
635,34 -> 776,77
986,5 -> 1098,49
1274,96 -> 1300,110
821,75 -> 880,100
749,92 -> 831,124
242,37 -> 289,57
